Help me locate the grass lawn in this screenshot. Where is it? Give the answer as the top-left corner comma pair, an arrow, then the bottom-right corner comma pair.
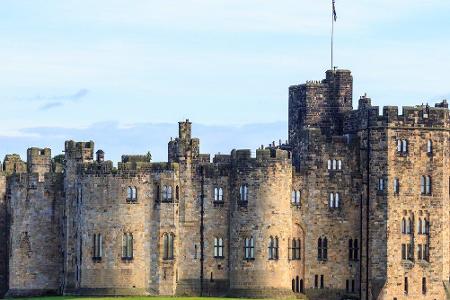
14,297 -> 247,300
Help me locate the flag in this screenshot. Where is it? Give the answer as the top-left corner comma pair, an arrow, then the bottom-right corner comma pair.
332,0 -> 337,21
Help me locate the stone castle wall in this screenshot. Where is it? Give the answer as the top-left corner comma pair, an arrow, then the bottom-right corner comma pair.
0,69 -> 449,300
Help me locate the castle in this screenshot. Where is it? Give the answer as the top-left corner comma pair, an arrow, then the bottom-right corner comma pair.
0,69 -> 449,300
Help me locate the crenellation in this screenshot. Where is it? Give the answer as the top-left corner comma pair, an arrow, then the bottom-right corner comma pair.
1,68 -> 449,300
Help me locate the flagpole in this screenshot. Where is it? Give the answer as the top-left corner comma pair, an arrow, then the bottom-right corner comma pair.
331,0 -> 334,71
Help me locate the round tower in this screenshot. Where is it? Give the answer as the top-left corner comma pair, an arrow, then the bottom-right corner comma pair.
229,148 -> 293,298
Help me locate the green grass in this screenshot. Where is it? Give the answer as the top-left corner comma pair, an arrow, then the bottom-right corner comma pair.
14,297 -> 243,300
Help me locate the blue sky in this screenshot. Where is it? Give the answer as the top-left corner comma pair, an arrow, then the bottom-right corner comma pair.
1,0 -> 449,162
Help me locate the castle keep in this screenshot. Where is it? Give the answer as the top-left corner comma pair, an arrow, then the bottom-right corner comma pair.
0,69 -> 449,300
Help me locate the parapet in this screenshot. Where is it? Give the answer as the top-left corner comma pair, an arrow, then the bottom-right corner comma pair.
27,148 -> 52,179
3,154 -> 27,175
379,102 -> 449,127
64,140 -> 94,162
121,154 -> 151,164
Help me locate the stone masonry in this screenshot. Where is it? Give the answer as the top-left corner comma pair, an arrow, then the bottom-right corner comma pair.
0,69 -> 449,300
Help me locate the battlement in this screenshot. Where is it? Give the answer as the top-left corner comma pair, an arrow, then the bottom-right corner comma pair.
64,140 -> 94,162
230,148 -> 291,167
27,148 -> 52,181
3,154 -> 27,175
377,101 -> 449,128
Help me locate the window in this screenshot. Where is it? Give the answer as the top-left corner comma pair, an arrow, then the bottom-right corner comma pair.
214,187 -> 224,203
291,238 -> 301,260
421,176 -> 432,195
401,218 -> 406,234
244,237 -> 255,260
163,233 -> 175,260
406,218 -> 412,234
327,159 -> 342,170
214,237 -> 224,258
427,140 -> 432,154
93,233 -> 103,260
240,184 -> 249,203
402,243 -> 413,261
418,244 -> 430,262
422,277 -> 427,295
122,233 -> 133,260
317,237 -> 328,261
176,185 -> 180,200
423,218 -> 429,235
397,139 -> 408,153
418,218 -> 423,234
404,277 -> 408,295
329,192 -> 340,208
320,275 -> 324,289
162,185 -> 173,202
268,236 -> 279,260
378,178 -> 385,191
393,178 -> 399,194
314,275 -> 319,288
291,190 -> 301,206
127,186 -> 137,202
349,239 -> 359,261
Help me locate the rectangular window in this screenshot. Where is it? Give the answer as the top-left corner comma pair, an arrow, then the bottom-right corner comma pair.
93,233 -> 103,260
314,275 -> 318,288
214,238 -> 224,258
378,178 -> 384,191
320,275 -> 324,289
393,178 -> 399,194
404,277 -> 408,295
401,244 -> 406,260
244,237 -> 254,260
422,277 -> 427,295
122,233 -> 133,260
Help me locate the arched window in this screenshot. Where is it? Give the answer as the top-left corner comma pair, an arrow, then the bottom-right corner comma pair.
397,139 -> 402,152
126,186 -> 137,202
427,140 -> 432,154
122,232 -> 133,260
214,237 -> 224,258
240,184 -> 248,203
401,218 -> 406,234
418,218 -> 423,234
335,193 -> 340,208
332,160 -> 337,170
244,237 -> 254,260
337,160 -> 342,170
327,160 -> 332,170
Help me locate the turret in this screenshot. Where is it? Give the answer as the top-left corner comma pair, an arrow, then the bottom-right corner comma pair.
27,147 -> 51,181
168,119 -> 200,162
